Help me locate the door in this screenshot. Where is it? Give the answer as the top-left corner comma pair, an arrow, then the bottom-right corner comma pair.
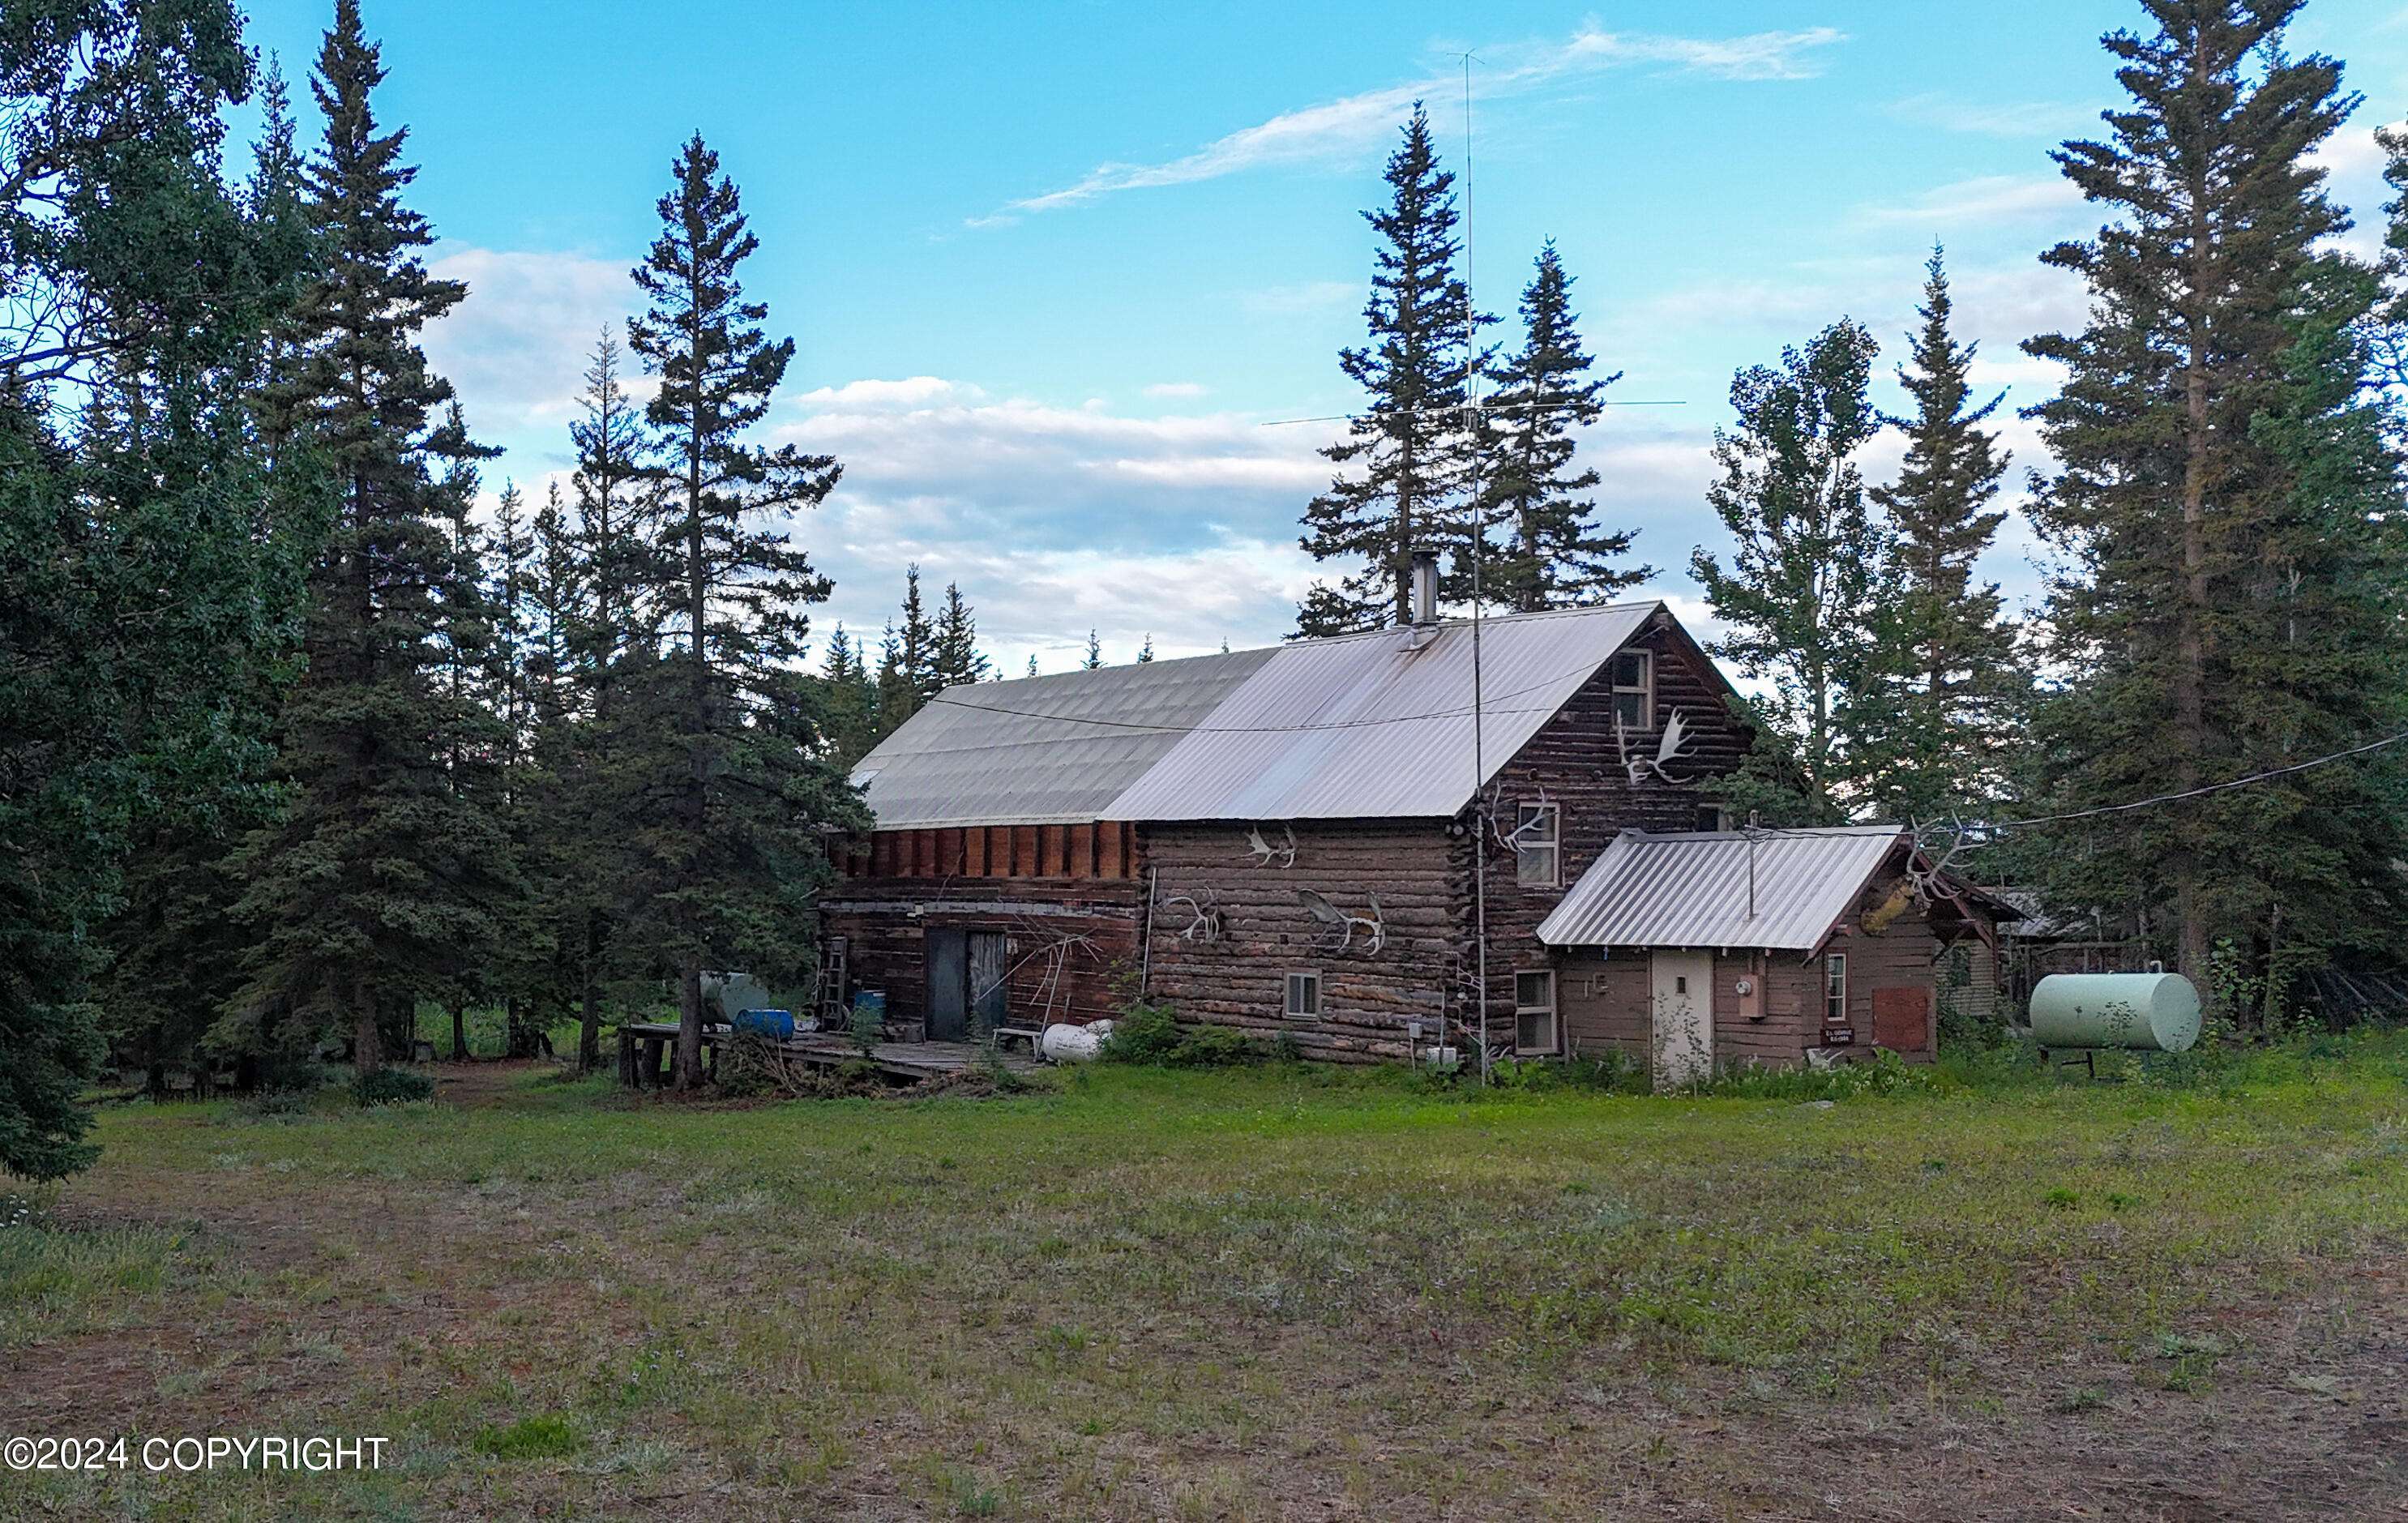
968,932 -> 1010,1037
1651,951 -> 1714,1088
1872,986 -> 1931,1054
925,928 -> 967,1042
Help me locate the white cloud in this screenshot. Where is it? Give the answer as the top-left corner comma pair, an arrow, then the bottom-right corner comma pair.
423,247 -> 638,445
1857,173 -> 2084,227
976,24 -> 1845,224
1144,381 -> 1208,398
1885,92 -> 2094,139
1238,280 -> 1361,316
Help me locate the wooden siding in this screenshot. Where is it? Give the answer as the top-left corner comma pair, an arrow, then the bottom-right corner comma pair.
1558,948 -> 1816,1074
823,871 -> 1142,1036
1142,822 -> 1455,1063
840,822 -> 1138,883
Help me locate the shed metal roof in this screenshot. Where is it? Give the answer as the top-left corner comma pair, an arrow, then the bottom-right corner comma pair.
849,648 -> 1274,828
1535,826 -> 1908,952
1102,601 -> 1658,821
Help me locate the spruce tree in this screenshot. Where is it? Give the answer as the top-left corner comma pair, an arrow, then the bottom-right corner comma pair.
1298,104 -> 1484,634
1080,629 -> 1102,670
2022,0 -> 2406,1000
623,133 -> 862,1087
1025,653 -> 1040,678
1136,634 -> 1155,663
818,624 -> 880,767
1864,246 -> 2024,820
1479,242 -> 1647,610
929,580 -> 991,690
229,0 -> 514,1080
1689,319 -> 1893,823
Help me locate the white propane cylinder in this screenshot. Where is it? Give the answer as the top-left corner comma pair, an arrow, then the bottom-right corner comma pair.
2028,973 -> 2201,1053
1040,1020 -> 1111,1063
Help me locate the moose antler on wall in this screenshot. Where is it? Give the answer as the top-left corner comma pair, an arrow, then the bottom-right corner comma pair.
1162,891 -> 1222,943
1242,824 -> 1298,869
1297,888 -> 1384,955
1618,708 -> 1697,786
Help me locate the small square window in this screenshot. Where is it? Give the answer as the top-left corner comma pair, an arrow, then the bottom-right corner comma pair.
1514,802 -> 1560,887
1285,970 -> 1320,1019
1515,969 -> 1558,1055
1610,651 -> 1653,730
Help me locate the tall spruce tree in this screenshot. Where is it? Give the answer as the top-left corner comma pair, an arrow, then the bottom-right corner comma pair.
2022,0 -> 2408,1002
1863,246 -> 2025,820
818,624 -> 880,766
1478,242 -> 1647,610
929,580 -> 991,691
623,133 -> 863,1087
229,0 -> 514,1080
1080,628 -> 1102,670
1298,105 -> 1484,635
1689,319 -> 1893,824
873,565 -> 935,729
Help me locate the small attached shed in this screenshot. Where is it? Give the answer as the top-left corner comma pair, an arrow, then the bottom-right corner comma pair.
1534,825 -> 2001,1081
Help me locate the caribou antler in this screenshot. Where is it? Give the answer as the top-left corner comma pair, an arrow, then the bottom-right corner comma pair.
1298,888 -> 1383,954
1243,823 -> 1298,868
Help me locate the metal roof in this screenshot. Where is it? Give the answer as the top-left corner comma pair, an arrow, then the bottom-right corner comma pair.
1535,826 -> 1909,952
1101,601 -> 1659,821
848,648 -> 1275,828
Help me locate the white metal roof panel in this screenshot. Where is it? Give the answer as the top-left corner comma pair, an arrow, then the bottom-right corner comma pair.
1536,826 -> 1907,951
849,648 -> 1275,828
1101,601 -> 1658,821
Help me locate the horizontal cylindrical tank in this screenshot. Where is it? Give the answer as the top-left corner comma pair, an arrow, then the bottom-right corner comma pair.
1040,1020 -> 1112,1063
2029,973 -> 2201,1052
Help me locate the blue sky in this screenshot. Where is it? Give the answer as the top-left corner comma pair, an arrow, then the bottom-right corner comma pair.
237,0 -> 2408,670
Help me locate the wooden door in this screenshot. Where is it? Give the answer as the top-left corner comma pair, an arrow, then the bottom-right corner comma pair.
969,931 -> 1010,1037
1650,951 -> 1714,1088
1872,986 -> 1931,1053
925,928 -> 968,1042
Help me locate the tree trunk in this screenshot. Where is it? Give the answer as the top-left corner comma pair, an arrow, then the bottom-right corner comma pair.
450,1003 -> 467,1061
674,957 -> 705,1089
577,916 -> 602,1073
353,980 -> 383,1078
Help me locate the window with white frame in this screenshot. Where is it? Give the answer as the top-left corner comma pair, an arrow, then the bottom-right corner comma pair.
1610,650 -> 1653,730
1285,970 -> 1321,1019
1514,801 -> 1560,887
1824,952 -> 1849,1027
1515,969 -> 1558,1054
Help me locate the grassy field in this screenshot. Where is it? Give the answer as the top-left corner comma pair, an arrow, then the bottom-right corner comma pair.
5,1037 -> 2406,1521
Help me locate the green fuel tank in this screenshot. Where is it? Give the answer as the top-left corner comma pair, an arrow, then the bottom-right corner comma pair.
2029,973 -> 2201,1053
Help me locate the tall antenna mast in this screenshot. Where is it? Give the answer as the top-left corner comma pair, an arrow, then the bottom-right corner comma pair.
1461,49 -> 1491,1086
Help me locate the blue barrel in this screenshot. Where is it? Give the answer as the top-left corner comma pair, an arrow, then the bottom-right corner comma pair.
734,1007 -> 795,1041
850,990 -> 886,1027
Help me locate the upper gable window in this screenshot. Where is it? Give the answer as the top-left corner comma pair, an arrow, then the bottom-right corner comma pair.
1514,802 -> 1560,887
1610,651 -> 1653,730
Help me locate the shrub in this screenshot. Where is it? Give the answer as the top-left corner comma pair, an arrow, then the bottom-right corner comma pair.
352,1068 -> 434,1107
1098,1001 -> 1266,1068
1703,1048 -> 1935,1102
472,1414 -> 584,1461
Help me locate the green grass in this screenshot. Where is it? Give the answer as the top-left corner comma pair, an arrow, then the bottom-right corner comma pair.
6,1033 -> 2406,1518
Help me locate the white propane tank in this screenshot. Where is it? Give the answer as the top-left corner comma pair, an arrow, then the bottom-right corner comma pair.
1041,1020 -> 1111,1063
2029,973 -> 2201,1052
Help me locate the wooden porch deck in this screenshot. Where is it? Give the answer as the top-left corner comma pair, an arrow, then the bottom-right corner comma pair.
616,1021 -> 1041,1087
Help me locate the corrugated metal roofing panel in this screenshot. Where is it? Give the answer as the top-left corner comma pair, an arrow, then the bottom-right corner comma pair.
1535,826 -> 1907,951
849,648 -> 1275,828
1101,601 -> 1657,821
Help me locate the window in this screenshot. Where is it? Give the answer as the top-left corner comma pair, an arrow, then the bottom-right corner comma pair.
1285,970 -> 1321,1019
1515,970 -> 1558,1054
1514,802 -> 1560,887
1696,803 -> 1733,832
1610,650 -> 1653,730
1824,953 -> 1849,1027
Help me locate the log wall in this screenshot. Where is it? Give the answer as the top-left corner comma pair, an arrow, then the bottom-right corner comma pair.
1140,822 -> 1456,1063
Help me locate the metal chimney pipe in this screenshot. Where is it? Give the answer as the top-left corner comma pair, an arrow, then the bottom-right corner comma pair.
1411,550 -> 1439,627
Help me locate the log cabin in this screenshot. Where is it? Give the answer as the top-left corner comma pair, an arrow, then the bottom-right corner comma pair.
828,563 -> 1998,1076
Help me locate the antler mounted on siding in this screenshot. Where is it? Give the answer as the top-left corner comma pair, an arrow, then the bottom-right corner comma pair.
1296,888 -> 1384,955
1242,823 -> 1298,869
1619,708 -> 1697,785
